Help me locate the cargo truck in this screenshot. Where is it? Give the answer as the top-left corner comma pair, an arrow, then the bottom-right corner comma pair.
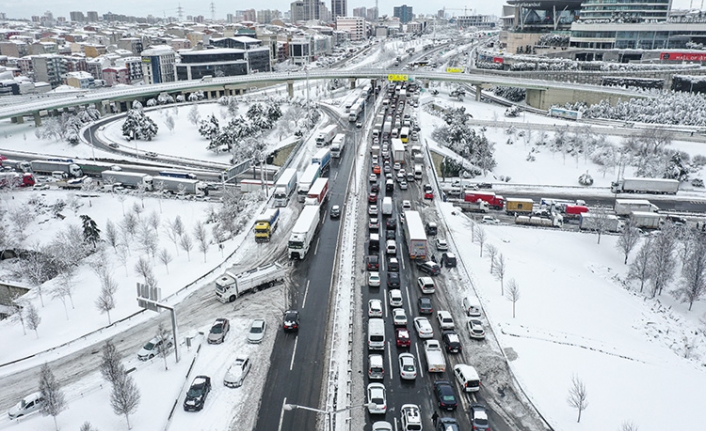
505,198 -> 534,215
274,168 -> 298,207
101,171 -> 154,190
288,204 -> 321,259
404,211 -> 428,260
451,199 -> 488,213
297,164 -> 321,203
391,139 -> 405,165
630,211 -> 664,229
563,204 -> 589,219
240,179 -> 274,193
31,160 -> 82,178
331,134 -> 346,158
254,208 -> 280,242
159,170 -> 197,180
463,191 -> 504,210
579,213 -> 623,232
348,102 -> 363,122
311,148 -> 331,175
316,125 -> 338,146
424,340 -> 446,373
305,178 -> 329,206
153,176 -> 206,195
611,177 -> 679,195
214,262 -> 287,303
614,199 -> 659,216
0,172 -> 35,188
382,196 -> 393,216
515,214 -> 563,228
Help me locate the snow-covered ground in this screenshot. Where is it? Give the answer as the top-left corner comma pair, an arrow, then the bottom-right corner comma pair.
1,70 -> 705,431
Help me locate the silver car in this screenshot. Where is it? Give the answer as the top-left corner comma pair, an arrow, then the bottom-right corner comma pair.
247,319 -> 267,344
137,335 -> 173,360
223,355 -> 251,388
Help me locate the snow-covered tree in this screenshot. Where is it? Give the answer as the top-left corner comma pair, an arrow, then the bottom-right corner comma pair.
193,222 -> 209,262
121,108 -> 159,141
39,363 -> 66,431
110,372 -> 140,430
26,302 -> 41,338
673,237 -> 706,310
180,233 -> 193,261
616,219 -> 640,264
100,340 -> 124,386
649,228 -> 677,297
198,114 -> 220,142
188,104 -> 201,125
158,248 -> 173,273
493,253 -> 506,295
96,273 -> 117,324
81,215 -> 101,249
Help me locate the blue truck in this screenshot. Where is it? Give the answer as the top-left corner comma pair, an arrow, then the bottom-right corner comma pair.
312,148 -> 331,175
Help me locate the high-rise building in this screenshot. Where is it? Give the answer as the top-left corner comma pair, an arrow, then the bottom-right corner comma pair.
87,11 -> 99,22
290,0 -> 326,22
140,45 -> 176,84
70,11 -> 85,22
353,7 -> 366,19
290,2 -> 306,22
243,9 -> 256,22
227,14 -> 235,23
336,16 -> 365,40
366,7 -> 378,22
331,0 -> 347,19
257,10 -> 280,24
393,5 -> 413,24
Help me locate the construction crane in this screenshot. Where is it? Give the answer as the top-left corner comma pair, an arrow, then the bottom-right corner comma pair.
443,6 -> 472,18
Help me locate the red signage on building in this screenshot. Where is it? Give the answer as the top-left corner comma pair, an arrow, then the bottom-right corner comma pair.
493,57 -> 504,64
660,52 -> 706,61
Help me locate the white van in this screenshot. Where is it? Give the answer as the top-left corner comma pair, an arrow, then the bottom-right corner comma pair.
8,392 -> 45,419
462,296 -> 482,317
368,354 -> 384,380
368,318 -> 385,350
382,197 -> 393,216
454,364 -> 481,393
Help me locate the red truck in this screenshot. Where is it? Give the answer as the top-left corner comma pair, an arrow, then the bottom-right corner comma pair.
563,204 -> 589,218
463,191 -> 504,210
0,172 -> 35,188
305,177 -> 329,206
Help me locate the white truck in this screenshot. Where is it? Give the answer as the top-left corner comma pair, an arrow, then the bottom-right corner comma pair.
214,262 -> 287,303
101,171 -> 154,190
297,164 -> 321,203
391,138 -> 405,165
630,211 -> 664,229
515,214 -> 563,228
152,176 -> 206,195
579,213 -> 623,232
274,168 -> 298,207
614,199 -> 659,216
331,134 -> 346,158
382,196 -> 393,216
31,160 -> 83,178
424,340 -> 446,373
348,102 -> 363,122
611,177 -> 679,195
316,125 -> 338,146
288,204 -> 321,259
450,199 -> 489,213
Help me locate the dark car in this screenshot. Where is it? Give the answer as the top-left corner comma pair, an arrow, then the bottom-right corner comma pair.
388,257 -> 400,272
283,310 -> 300,332
442,330 -> 463,354
330,205 -> 341,218
476,182 -> 493,189
369,193 -> 378,204
386,229 -> 396,240
425,222 -> 438,235
417,261 -> 441,276
417,297 -> 433,315
386,217 -> 397,231
433,380 -> 458,411
387,271 -> 400,288
441,252 -> 457,268
367,255 -> 380,271
183,376 -> 211,411
371,182 -> 380,193
436,417 -> 460,431
207,318 -> 230,344
469,404 -> 491,431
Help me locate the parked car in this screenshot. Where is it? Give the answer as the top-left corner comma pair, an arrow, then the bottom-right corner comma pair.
469,403 -> 491,431
7,392 -> 44,419
482,216 -> 500,224
137,335 -> 173,360
441,252 -> 457,268
398,353 -> 417,380
442,331 -> 463,353
433,380 -> 458,411
283,310 -> 300,332
413,317 -> 433,338
468,319 -> 486,340
247,319 -> 267,344
418,297 -> 433,314
396,327 -> 411,347
223,355 -> 251,388
207,318 -> 230,344
183,376 -> 212,411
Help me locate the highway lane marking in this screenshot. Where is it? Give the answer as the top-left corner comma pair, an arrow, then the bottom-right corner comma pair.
384,293 -> 389,318
278,397 -> 287,431
314,237 -> 320,255
334,171 -> 339,181
387,341 -> 394,382
414,342 -> 424,379
289,337 -> 299,370
302,280 -> 310,309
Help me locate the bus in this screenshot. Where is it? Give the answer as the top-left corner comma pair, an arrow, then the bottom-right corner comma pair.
399,127 -> 410,143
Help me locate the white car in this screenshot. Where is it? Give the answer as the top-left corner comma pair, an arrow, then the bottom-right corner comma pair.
388,289 -> 403,307
372,155 -> 379,165
369,173 -> 377,182
366,383 -> 387,415
7,392 -> 44,419
385,240 -> 397,255
398,353 -> 417,380
368,299 -> 383,317
436,310 -> 455,330
482,215 -> 500,224
400,404 -> 422,431
436,238 -> 449,251
137,335 -> 173,360
247,319 -> 267,344
393,162 -> 401,170
223,355 -> 251,388
402,200 -> 412,210
369,205 -> 378,216
392,308 -> 408,326
372,422 -> 393,431
368,271 -> 381,287
468,319 -> 486,340
413,317 -> 434,339
399,181 -> 408,190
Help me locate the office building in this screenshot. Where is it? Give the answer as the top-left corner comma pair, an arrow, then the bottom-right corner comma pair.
140,45 -> 176,84
87,11 -> 99,22
70,11 -> 85,22
175,47 -> 271,80
353,7 -> 366,19
331,0 -> 347,19
336,16 -> 365,40
367,7 -> 378,22
393,5 -> 413,24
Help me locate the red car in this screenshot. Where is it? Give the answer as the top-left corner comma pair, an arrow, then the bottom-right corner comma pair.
368,192 -> 378,204
396,328 -> 411,347
373,165 -> 381,175
423,184 -> 434,200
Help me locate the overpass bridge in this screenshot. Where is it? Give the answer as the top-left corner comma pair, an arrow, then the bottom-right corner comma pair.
0,69 -> 647,125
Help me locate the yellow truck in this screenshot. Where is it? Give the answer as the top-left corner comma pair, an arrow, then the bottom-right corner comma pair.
254,208 -> 280,242
505,198 -> 534,215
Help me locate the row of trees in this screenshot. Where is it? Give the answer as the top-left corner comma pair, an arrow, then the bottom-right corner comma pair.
35,106 -> 101,144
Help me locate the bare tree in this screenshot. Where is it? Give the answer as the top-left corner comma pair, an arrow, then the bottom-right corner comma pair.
672,238 -> 706,310
105,220 -> 119,250
567,374 -> 588,423
486,244 -> 497,273
158,248 -> 173,273
137,223 -> 158,258
493,253 -> 506,295
26,302 -> 41,338
116,245 -> 129,276
180,233 -> 193,261
51,283 -> 71,320
616,219 -> 640,264
193,221 -> 210,262
96,274 -> 118,324
134,256 -> 153,282
100,340 -> 124,386
117,193 -> 127,215
590,208 -> 611,244
475,226 -> 487,257
188,104 -> 200,125
156,323 -> 171,371
148,211 -> 160,231
649,229 -> 676,297
628,239 -> 652,293
110,372 -> 140,430
506,278 -> 521,318
163,221 -> 180,255
9,291 -> 26,335
165,115 -> 175,133
172,215 -> 185,237
620,421 -> 639,431
80,422 -> 97,431
39,363 -> 66,431
136,183 -> 147,209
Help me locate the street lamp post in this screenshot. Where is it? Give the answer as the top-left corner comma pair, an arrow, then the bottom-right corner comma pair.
283,402 -> 373,431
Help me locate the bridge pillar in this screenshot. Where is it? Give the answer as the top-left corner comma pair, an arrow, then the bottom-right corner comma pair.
475,85 -> 482,101
287,80 -> 294,98
94,102 -> 104,116
33,112 -> 42,126
349,78 -> 356,89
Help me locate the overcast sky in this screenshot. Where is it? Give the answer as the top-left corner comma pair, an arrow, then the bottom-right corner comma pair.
0,0 -> 699,21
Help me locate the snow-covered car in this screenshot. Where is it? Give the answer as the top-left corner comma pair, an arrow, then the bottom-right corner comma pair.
369,173 -> 377,182
413,317 -> 433,338
392,308 -> 408,326
137,335 -> 173,360
396,327 -> 411,347
368,299 -> 383,317
468,319 -> 486,340
482,216 -> 500,224
223,355 -> 251,388
207,318 -> 230,344
436,238 -> 449,252
399,181 -> 408,190
183,376 -> 211,411
7,392 -> 44,419
398,353 -> 417,380
32,183 -> 50,191
247,319 -> 267,344
469,403 -> 491,431
372,421 -> 393,431
402,200 -> 412,210
436,310 -> 455,330
368,205 -> 378,216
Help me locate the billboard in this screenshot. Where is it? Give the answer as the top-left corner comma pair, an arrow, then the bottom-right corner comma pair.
387,74 -> 409,82
660,52 -> 706,61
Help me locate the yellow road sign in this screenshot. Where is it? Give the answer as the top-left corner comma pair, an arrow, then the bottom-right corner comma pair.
446,67 -> 464,73
387,74 -> 409,82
